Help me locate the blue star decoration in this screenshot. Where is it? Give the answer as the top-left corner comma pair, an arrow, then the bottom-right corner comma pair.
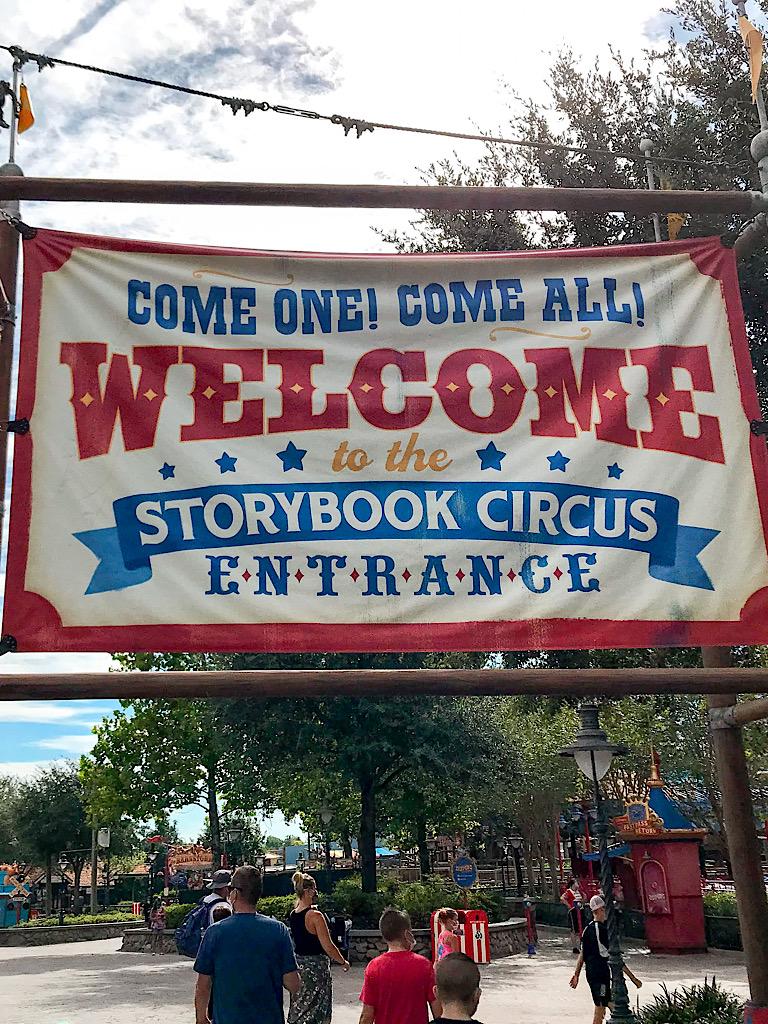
276,440 -> 307,472
547,451 -> 570,472
476,441 -> 506,471
607,463 -> 624,479
158,462 -> 175,480
215,452 -> 237,473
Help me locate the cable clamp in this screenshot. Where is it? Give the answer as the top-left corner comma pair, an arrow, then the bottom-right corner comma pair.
331,114 -> 375,139
271,105 -> 321,120
4,417 -> 29,435
221,97 -> 268,116
0,209 -> 36,239
7,46 -> 55,72
0,635 -> 17,656
751,420 -> 768,436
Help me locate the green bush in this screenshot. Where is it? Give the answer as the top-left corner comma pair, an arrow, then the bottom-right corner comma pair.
327,874 -> 506,928
16,911 -> 140,928
258,896 -> 296,922
702,891 -> 738,918
638,978 -> 742,1024
163,903 -> 192,930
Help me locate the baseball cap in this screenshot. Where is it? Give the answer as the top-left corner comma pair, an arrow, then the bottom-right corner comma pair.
589,895 -> 605,911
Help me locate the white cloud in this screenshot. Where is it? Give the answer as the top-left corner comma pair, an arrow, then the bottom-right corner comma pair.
0,701 -> 103,723
0,759 -> 57,779
30,733 -> 96,754
0,652 -> 116,675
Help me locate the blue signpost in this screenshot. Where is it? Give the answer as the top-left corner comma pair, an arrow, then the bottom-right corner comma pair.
451,855 -> 478,909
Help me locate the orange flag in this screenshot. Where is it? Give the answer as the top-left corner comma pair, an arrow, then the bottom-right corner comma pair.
17,83 -> 34,133
739,15 -> 764,102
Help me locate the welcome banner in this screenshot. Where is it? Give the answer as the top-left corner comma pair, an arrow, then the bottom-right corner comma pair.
5,229 -> 768,652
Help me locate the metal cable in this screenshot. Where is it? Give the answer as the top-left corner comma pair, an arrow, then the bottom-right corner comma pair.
0,42 -> 752,172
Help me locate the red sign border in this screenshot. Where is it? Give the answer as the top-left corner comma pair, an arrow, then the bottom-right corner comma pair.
5,230 -> 768,653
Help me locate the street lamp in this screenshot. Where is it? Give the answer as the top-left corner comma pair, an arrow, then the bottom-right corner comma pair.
57,854 -> 70,925
225,823 -> 245,867
425,837 -> 437,875
506,834 -> 525,896
560,704 -> 636,1024
319,801 -> 334,872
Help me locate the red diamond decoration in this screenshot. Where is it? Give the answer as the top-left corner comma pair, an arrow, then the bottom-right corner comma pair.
507,570 -> 516,581
295,570 -> 304,582
350,569 -> 360,582
242,570 -> 251,582
402,568 -> 412,581
456,569 -> 465,581
553,567 -> 563,580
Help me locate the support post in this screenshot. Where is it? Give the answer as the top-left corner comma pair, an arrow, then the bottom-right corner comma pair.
703,646 -> 768,1023
640,139 -> 663,243
90,825 -> 98,915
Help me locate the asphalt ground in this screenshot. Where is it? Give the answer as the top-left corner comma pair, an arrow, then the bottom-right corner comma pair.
0,927 -> 750,1024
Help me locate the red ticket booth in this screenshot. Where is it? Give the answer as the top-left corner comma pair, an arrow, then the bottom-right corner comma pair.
614,754 -> 707,954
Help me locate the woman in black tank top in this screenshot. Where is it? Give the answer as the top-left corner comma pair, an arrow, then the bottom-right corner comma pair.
288,871 -> 349,1024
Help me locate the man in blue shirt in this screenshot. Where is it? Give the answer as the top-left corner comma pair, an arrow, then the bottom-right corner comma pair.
194,865 -> 300,1024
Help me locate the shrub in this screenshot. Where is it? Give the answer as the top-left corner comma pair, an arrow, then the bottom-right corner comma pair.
16,911 -> 140,928
163,904 -> 192,930
257,896 -> 296,922
638,978 -> 743,1024
328,874 -> 506,928
702,891 -> 738,918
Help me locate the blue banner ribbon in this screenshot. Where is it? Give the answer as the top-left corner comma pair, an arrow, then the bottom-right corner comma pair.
74,480 -> 718,594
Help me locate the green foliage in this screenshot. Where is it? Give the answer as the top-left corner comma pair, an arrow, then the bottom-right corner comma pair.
329,874 -> 505,928
257,896 -> 297,921
16,912 -> 140,928
637,978 -> 742,1024
702,892 -> 739,918
163,903 -> 192,929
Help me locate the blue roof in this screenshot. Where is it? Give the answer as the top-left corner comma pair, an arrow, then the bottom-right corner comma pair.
648,785 -> 695,830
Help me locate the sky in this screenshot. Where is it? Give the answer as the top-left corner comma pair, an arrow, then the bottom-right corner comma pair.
0,0 -> 676,839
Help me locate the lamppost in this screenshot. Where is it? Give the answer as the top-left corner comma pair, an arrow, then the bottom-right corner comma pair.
225,823 -> 245,867
57,854 -> 70,925
559,704 -> 636,1024
506,834 -> 524,896
319,800 -> 334,873
425,837 -> 437,875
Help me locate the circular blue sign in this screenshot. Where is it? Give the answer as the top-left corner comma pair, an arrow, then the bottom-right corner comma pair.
451,855 -> 478,889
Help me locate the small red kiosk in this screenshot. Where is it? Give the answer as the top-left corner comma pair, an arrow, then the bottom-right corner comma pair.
614,755 -> 707,955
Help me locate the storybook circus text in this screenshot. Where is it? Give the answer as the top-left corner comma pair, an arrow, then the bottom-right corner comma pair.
6,231 -> 768,653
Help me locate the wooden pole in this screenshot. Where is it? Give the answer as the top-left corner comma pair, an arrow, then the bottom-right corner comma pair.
0,164 -> 21,545
710,693 -> 768,728
704,647 -> 768,1016
1,666 -> 767,700
0,176 -> 762,215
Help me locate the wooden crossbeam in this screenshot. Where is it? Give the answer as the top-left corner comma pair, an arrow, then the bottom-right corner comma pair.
0,667 -> 765,700
0,177 -> 762,214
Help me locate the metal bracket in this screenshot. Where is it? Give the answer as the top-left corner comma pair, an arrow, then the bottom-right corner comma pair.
751,420 -> 768,436
709,706 -> 738,730
4,417 -> 28,434
0,635 -> 17,656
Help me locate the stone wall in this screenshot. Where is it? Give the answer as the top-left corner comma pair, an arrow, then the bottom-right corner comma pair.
0,922 -> 144,947
346,919 -> 527,964
121,929 -> 179,954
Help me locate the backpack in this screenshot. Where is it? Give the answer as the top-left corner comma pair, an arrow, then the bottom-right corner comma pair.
175,897 -> 224,958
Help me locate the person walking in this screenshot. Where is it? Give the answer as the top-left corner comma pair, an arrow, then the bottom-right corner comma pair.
149,898 -> 166,955
435,952 -> 484,1023
288,871 -> 349,1024
359,909 -> 442,1024
202,869 -> 232,926
560,877 -> 582,953
194,865 -> 300,1024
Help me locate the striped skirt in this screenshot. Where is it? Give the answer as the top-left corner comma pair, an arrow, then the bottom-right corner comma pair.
288,953 -> 332,1024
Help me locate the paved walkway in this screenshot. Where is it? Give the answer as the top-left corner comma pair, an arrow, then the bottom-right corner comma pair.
0,927 -> 750,1024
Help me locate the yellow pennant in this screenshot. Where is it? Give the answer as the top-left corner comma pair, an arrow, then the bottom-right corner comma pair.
667,213 -> 687,241
739,15 -> 764,102
17,83 -> 34,133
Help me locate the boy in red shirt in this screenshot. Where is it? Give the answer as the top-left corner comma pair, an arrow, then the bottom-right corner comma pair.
359,909 -> 442,1024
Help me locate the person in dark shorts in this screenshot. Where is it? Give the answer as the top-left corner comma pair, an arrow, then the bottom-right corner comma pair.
570,895 -> 611,1024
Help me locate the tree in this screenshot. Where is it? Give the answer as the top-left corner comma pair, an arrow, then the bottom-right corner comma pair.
84,696 -> 230,869
13,763 -> 91,914
220,690 -> 517,892
0,776 -> 20,864
380,0 -> 768,403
